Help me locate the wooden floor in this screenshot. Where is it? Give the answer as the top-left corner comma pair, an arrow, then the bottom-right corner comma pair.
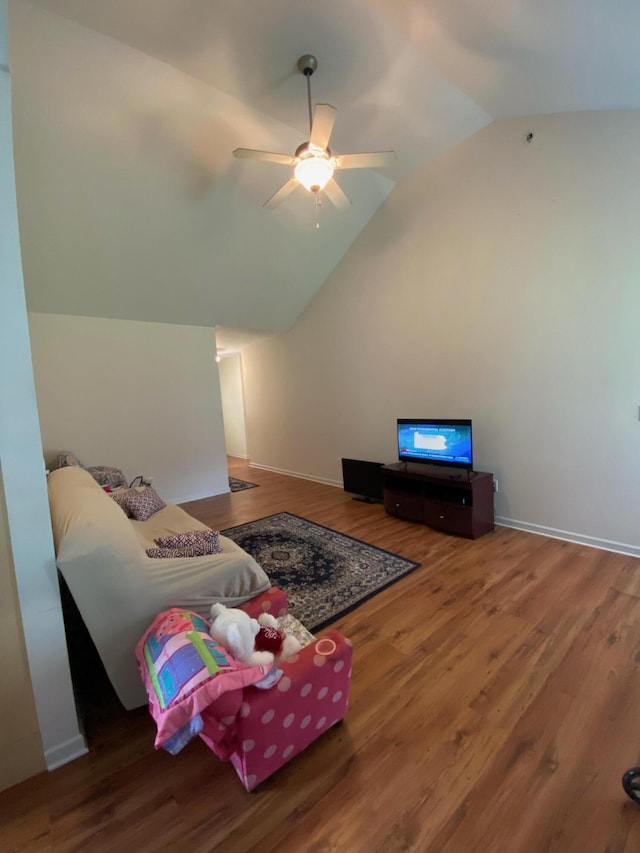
4,458 -> 640,852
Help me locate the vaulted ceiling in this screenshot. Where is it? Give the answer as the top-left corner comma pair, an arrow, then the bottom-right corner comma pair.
10,0 -> 640,349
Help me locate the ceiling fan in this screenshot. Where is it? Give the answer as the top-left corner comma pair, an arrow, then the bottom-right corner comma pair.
233,55 -> 396,211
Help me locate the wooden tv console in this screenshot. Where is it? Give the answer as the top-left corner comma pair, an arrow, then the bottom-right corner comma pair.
382,463 -> 494,539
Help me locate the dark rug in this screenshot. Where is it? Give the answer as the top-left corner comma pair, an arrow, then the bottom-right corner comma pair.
229,476 -> 259,492
221,512 -> 421,631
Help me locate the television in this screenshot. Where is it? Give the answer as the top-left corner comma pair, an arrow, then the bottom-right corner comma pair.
397,419 -> 473,471
341,458 -> 384,503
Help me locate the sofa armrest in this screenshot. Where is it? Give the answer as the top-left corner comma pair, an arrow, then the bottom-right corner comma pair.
238,586 -> 289,620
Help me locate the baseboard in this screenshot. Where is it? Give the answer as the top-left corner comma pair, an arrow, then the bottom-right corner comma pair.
249,461 -> 342,489
246,468 -> 640,557
495,517 -> 640,559
172,490 -> 226,504
245,466 -> 640,558
45,733 -> 88,771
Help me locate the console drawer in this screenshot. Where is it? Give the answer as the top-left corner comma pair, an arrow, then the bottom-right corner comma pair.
384,490 -> 424,523
424,500 -> 473,536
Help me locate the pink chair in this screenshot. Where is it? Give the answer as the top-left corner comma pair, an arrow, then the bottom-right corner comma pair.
198,588 -> 353,791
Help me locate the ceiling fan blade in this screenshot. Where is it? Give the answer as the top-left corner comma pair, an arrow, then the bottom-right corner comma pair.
309,104 -> 337,151
322,177 -> 351,210
334,151 -> 397,170
264,178 -> 299,209
233,148 -> 295,166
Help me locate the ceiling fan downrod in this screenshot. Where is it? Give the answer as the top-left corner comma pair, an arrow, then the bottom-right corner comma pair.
297,54 -> 318,135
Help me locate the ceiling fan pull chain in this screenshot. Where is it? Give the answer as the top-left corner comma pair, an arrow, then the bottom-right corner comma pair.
315,192 -> 321,229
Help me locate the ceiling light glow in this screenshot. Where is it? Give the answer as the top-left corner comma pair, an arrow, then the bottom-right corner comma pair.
295,153 -> 334,192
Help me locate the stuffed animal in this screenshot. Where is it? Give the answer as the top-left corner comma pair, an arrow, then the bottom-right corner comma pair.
209,604 -> 302,666
257,613 -> 302,661
209,603 -> 274,667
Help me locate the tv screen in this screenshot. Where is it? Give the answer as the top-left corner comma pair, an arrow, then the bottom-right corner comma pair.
397,419 -> 473,471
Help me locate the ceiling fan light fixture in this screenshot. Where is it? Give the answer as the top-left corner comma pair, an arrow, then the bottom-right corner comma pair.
294,154 -> 334,192
233,54 -> 395,210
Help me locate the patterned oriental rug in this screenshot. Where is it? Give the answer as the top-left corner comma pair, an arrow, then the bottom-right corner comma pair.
221,512 -> 421,631
228,477 -> 259,492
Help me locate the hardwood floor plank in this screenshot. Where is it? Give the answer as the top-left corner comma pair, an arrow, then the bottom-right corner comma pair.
3,456 -> 640,853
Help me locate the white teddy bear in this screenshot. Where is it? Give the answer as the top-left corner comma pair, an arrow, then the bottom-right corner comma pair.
209,603 -> 275,667
209,603 -> 302,667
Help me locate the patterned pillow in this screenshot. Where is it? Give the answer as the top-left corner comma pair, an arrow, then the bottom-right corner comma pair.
146,539 -> 220,559
110,486 -> 166,521
154,530 -> 222,553
109,488 -> 136,517
49,451 -> 84,471
86,465 -> 128,490
126,485 -> 166,521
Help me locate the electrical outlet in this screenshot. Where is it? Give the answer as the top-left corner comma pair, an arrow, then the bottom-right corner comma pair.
493,478 -> 499,493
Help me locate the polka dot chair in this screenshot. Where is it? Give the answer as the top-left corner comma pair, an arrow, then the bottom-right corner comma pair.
199,587 -> 353,791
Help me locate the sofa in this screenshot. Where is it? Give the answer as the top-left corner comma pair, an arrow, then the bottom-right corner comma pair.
48,465 -> 270,709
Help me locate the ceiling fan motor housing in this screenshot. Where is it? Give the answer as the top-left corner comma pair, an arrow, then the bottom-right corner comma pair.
295,142 -> 331,159
297,54 -> 318,77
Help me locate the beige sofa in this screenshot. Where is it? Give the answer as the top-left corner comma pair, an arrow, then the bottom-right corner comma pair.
48,466 -> 270,709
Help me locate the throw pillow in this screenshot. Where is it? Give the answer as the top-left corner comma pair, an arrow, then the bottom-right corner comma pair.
154,530 -> 222,553
110,485 -> 166,521
86,465 -> 128,490
109,488 -> 136,517
49,451 -> 84,471
146,539 -> 220,559
125,485 -> 166,521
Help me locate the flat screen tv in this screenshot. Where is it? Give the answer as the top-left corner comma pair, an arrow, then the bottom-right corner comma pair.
397,419 -> 473,471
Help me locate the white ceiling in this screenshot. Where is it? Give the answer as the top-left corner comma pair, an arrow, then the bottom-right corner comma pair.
14,0 -> 640,350
27,0 -> 640,122
21,0 -> 492,184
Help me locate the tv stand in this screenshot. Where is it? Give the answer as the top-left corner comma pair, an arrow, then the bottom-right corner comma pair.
382,463 -> 494,539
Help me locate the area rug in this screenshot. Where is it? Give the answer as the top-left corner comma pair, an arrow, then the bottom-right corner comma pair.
221,512 -> 421,631
229,476 -> 259,492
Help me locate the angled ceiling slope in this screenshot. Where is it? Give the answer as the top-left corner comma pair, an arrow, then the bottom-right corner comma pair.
11,0 -> 490,335
368,0 -> 640,117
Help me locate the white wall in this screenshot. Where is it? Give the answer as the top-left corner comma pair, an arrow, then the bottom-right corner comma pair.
28,314 -> 228,504
219,354 -> 248,458
1,0 -> 84,791
242,111 -> 640,555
